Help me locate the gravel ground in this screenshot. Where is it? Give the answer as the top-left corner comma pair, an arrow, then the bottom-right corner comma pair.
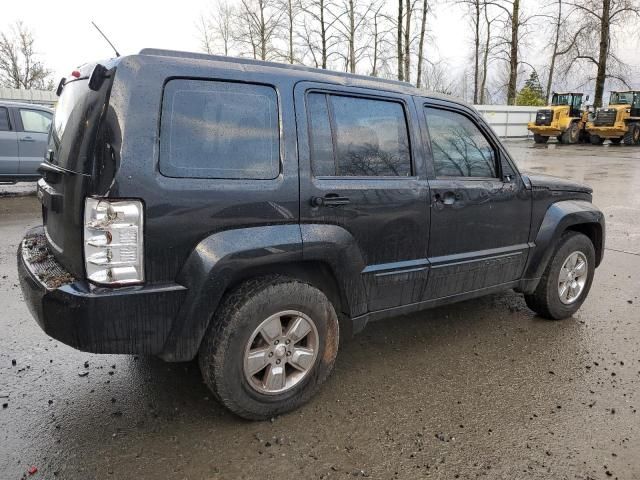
0,141 -> 639,479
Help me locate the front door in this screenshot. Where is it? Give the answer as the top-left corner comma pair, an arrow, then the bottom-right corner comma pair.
295,82 -> 431,312
421,102 -> 532,299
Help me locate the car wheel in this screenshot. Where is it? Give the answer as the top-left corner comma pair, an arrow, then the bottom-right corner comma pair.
199,276 -> 339,420
524,231 -> 596,320
623,123 -> 640,145
561,122 -> 579,144
590,134 -> 605,145
533,134 -> 549,144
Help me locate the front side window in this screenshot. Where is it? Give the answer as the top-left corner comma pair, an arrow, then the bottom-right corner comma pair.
160,79 -> 279,179
20,109 -> 51,133
308,93 -> 411,177
425,107 -> 497,178
0,107 -> 10,131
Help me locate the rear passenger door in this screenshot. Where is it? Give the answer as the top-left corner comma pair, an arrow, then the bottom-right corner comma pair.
0,106 -> 19,176
295,83 -> 431,311
420,101 -> 531,299
16,107 -> 52,175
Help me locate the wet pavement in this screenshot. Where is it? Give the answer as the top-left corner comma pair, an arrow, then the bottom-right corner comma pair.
1,140 -> 639,479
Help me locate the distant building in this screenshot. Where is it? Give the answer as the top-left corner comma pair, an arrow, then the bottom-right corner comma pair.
0,87 -> 56,107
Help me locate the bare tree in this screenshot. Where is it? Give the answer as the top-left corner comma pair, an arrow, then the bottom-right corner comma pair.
480,3 -> 498,103
198,2 -> 235,56
300,0 -> 340,68
332,0 -> 373,72
236,0 -> 284,61
563,0 -> 640,107
280,0 -> 300,63
397,0 -> 404,80
0,21 -> 52,90
415,0 -> 429,88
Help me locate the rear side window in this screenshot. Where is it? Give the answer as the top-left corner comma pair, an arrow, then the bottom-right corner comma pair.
20,109 -> 52,133
307,92 -> 411,177
424,107 -> 497,178
160,80 -> 279,179
0,107 -> 10,131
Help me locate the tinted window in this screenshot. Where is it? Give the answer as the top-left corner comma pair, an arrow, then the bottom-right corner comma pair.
308,93 -> 411,177
20,109 -> 52,133
0,107 -> 9,131
307,93 -> 335,176
425,107 -> 497,178
160,80 -> 279,179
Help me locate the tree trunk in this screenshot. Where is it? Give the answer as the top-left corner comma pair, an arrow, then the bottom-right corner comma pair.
371,11 -> 379,76
473,0 -> 480,103
594,0 -> 610,107
480,5 -> 491,104
545,0 -> 562,102
349,0 -> 356,73
506,0 -> 519,105
321,0 -> 328,69
416,0 -> 428,88
404,0 -> 412,82
288,0 -> 294,63
397,0 -> 404,81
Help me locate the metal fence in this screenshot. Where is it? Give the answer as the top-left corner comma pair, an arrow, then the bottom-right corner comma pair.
475,105 -> 539,138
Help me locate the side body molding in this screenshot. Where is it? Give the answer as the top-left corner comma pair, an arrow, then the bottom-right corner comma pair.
520,200 -> 605,293
159,224 -> 303,361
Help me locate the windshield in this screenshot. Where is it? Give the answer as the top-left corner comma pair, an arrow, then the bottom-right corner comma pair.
551,94 -> 572,106
609,92 -> 634,105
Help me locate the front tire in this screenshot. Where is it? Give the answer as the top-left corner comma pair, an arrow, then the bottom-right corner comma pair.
199,276 -> 339,420
623,123 -> 640,145
561,122 -> 580,144
524,231 -> 596,320
533,134 -> 549,144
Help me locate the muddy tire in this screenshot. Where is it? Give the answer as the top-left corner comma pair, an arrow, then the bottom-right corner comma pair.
589,134 -> 605,145
524,231 -> 596,320
623,123 -> 640,145
533,134 -> 549,144
561,122 -> 580,144
199,276 -> 339,420
610,137 -> 622,145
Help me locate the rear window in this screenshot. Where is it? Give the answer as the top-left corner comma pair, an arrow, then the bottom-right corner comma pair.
159,79 -> 280,180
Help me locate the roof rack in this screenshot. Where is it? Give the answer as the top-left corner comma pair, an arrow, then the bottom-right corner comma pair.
139,48 -> 413,89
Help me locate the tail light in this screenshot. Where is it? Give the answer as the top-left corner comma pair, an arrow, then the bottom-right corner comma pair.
84,198 -> 144,286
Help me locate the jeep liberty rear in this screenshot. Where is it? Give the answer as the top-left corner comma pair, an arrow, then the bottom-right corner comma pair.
18,50 -> 605,420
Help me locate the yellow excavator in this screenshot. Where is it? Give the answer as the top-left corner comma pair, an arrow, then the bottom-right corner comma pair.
585,90 -> 640,145
528,92 -> 589,144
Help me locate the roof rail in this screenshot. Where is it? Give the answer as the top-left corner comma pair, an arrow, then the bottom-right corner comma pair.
139,48 -> 412,88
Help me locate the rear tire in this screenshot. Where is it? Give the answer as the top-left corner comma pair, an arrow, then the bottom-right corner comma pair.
623,123 -> 640,145
610,137 -> 622,145
561,122 -> 580,144
199,276 -> 339,420
524,231 -> 596,320
590,134 -> 605,145
533,134 -> 549,144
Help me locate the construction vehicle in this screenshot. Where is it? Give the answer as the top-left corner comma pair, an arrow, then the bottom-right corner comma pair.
586,91 -> 640,145
528,92 -> 589,144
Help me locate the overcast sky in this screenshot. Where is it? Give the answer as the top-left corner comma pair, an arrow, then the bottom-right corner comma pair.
2,0 -> 639,98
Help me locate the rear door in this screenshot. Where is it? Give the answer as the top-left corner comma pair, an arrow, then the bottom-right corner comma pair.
16,107 -> 52,175
295,82 -> 431,311
420,100 -> 531,299
0,106 -> 19,176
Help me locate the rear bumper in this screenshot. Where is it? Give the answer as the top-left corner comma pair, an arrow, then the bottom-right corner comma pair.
17,227 -> 187,355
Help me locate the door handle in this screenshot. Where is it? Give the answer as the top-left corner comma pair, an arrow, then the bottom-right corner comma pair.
20,137 -> 35,142
433,191 -> 459,205
310,194 -> 350,207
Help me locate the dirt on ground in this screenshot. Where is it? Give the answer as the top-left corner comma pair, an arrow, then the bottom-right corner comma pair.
0,141 -> 639,479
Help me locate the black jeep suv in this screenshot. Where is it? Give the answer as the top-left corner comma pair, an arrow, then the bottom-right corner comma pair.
18,50 -> 604,419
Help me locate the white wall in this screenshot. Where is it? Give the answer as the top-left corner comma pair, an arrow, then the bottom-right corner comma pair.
474,105 -> 539,138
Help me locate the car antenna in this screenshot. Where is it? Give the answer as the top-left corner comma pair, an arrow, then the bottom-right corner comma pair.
91,21 -> 120,57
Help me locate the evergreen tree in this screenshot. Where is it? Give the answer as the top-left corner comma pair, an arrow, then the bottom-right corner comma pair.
516,71 -> 545,106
